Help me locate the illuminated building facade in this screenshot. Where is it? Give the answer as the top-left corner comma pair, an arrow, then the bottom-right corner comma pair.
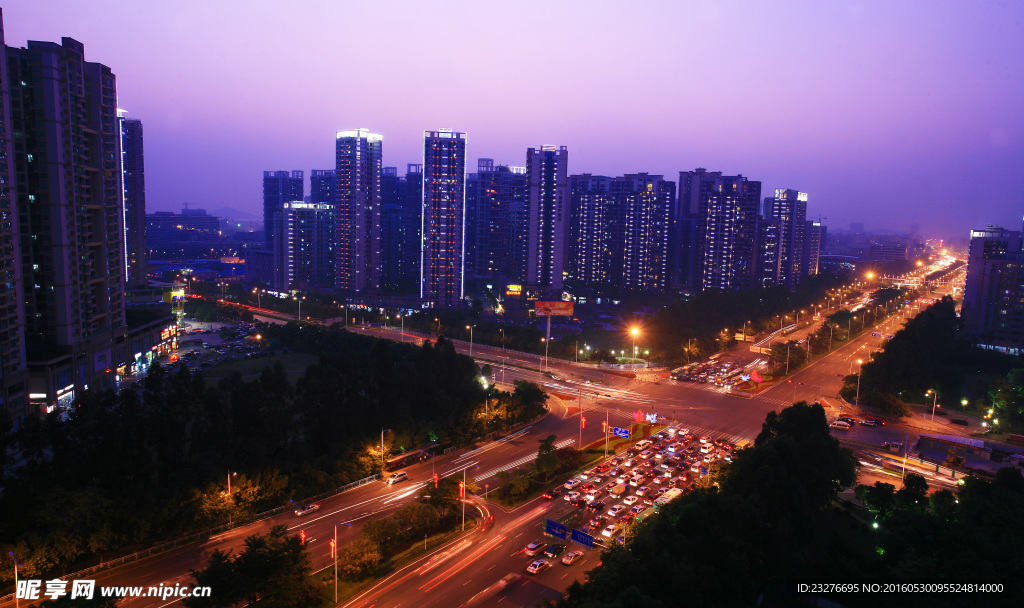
335,129 -> 382,292
525,145 -> 569,290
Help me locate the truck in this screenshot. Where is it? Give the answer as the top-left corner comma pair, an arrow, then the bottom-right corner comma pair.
610,483 -> 628,496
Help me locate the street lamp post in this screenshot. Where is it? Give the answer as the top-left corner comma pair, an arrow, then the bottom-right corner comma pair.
466,325 -> 475,358
381,428 -> 392,465
499,328 -> 505,351
333,523 -> 339,603
9,551 -> 21,608
828,324 -> 834,351
227,471 -> 237,524
855,359 -> 863,404
398,314 -> 404,342
927,389 -> 939,420
785,343 -> 791,376
540,338 -> 547,372
630,328 -> 639,371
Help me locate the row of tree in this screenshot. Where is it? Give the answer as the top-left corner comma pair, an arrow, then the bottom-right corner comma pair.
842,296 -> 1023,423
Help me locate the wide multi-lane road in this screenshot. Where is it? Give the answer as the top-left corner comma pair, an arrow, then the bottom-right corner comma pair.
4,299 -> 972,607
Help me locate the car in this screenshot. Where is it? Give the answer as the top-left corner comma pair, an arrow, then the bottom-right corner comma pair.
623,458 -> 636,468
642,498 -> 654,506
653,474 -> 669,485
593,474 -> 607,484
588,515 -> 607,527
639,450 -> 653,459
524,541 -> 546,556
653,451 -> 667,460
654,487 -> 669,498
838,416 -> 858,425
562,550 -> 584,566
622,495 -> 639,506
690,463 -> 702,473
862,416 -> 885,426
629,505 -> 644,515
578,471 -> 591,480
542,488 -> 562,500
677,428 -> 690,436
564,479 -> 582,490
635,486 -> 650,496
703,453 -> 716,463
386,471 -> 408,484
607,505 -> 627,517
586,501 -> 606,513
860,419 -> 881,427
526,559 -> 550,574
609,467 -> 624,476
564,491 -> 581,502
601,524 -> 617,538
568,497 -> 587,509
294,504 -> 320,516
616,473 -> 630,484
830,420 -> 851,430
699,436 -> 710,444
580,483 -> 596,493
628,476 -> 644,487
543,544 -> 566,558
584,490 -> 603,502
610,457 -> 623,466
595,464 -> 610,473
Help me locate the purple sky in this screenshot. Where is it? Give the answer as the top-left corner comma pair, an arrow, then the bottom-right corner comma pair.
5,0 -> 1023,241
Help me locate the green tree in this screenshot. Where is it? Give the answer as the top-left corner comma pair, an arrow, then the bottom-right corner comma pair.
336,537 -> 383,581
895,473 -> 929,512
856,482 -> 897,520
536,434 -> 559,479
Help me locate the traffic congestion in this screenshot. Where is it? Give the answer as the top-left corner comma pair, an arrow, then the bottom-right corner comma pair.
518,425 -> 745,577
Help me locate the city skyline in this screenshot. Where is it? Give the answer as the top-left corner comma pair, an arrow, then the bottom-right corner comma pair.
3,1 -> 1022,241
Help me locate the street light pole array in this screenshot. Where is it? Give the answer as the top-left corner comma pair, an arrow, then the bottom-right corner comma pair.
630,327 -> 639,372
227,471 -> 237,524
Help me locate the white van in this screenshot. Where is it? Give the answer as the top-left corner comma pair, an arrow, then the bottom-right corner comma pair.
830,420 -> 851,431
700,443 -> 715,454
386,471 -> 408,484
635,439 -> 652,450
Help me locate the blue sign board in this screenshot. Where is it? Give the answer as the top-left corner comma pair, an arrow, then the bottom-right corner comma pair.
545,519 -> 567,539
571,528 -> 595,549
645,413 -> 658,424
612,427 -> 629,439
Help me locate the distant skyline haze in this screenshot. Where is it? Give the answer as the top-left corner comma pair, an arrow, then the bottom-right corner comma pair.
4,0 -> 1022,241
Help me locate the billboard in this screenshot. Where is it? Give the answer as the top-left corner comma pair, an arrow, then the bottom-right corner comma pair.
535,301 -> 574,317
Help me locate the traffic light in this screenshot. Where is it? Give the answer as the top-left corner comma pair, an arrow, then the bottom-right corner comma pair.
602,420 -> 608,433
299,530 -> 306,545
581,416 -> 587,429
458,481 -> 465,498
329,539 -> 336,559
433,473 -> 439,488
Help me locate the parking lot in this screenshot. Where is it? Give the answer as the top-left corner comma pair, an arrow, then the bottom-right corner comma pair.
516,425 -> 743,579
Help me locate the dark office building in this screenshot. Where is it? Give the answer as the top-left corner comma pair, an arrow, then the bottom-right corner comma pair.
524,146 -> 570,290
673,168 -> 721,294
335,129 -> 382,292
381,166 -> 423,294
309,169 -> 336,287
147,210 -> 221,256
6,32 -> 128,412
802,221 -> 823,279
263,170 -> 303,250
962,225 -> 1024,355
421,130 -> 466,307
0,11 -> 28,417
465,159 -> 528,283
120,114 -> 147,285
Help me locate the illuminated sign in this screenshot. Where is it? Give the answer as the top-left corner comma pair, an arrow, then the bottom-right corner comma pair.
535,301 -> 574,317
645,413 -> 658,424
506,284 -> 522,294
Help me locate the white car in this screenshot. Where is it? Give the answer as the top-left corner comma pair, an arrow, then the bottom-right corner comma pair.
564,491 -> 581,502
607,505 -> 627,517
638,450 -> 653,459
601,524 -> 617,538
526,559 -> 550,574
622,495 -> 639,506
677,428 -> 690,435
294,504 -> 320,517
564,479 -> 582,490
635,486 -> 649,497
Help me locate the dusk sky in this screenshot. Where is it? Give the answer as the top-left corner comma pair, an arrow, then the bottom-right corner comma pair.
4,0 -> 1023,241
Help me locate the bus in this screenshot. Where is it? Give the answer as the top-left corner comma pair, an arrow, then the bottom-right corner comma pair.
654,488 -> 683,510
384,449 -> 432,472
